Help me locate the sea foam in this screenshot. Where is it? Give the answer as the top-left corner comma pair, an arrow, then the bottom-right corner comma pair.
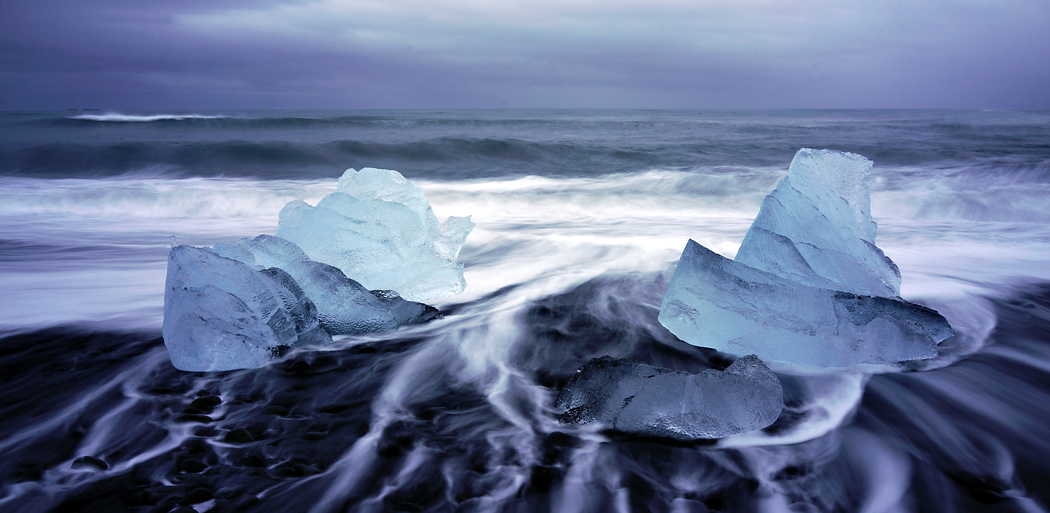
70,113 -> 227,122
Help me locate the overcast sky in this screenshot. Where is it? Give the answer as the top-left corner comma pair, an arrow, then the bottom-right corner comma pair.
1,0 -> 1048,110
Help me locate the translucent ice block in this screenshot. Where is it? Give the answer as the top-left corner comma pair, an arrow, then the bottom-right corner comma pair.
276,168 -> 473,301
557,355 -> 783,440
163,245 -> 331,372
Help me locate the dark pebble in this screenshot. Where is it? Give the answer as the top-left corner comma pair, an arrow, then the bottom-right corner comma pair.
288,360 -> 312,375
235,496 -> 260,510
237,455 -> 265,468
224,428 -> 254,444
528,465 -> 564,492
180,488 -> 214,505
147,387 -> 178,395
179,459 -> 208,473
190,396 -> 222,410
193,426 -> 218,437
273,466 -> 300,478
176,414 -> 212,424
71,456 -> 108,471
294,463 -> 320,475
301,431 -> 326,441
171,508 -> 197,513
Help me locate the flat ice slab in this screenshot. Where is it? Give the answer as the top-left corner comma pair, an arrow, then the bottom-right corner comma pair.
163,245 -> 331,372
557,355 -> 783,440
276,168 -> 474,302
659,240 -> 952,368
658,149 -> 953,369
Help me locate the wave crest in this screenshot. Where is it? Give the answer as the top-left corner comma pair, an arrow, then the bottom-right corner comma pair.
69,113 -> 227,122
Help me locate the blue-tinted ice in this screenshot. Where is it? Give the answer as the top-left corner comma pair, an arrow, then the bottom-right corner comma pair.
162,169 -> 455,371
211,235 -> 439,335
659,149 -> 953,369
163,245 -> 331,372
557,355 -> 783,440
736,149 -> 901,298
164,237 -> 440,371
660,240 -> 951,368
276,168 -> 474,301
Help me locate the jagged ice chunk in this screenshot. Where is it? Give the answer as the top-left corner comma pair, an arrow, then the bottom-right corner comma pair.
163,245 -> 331,372
211,235 -> 439,335
557,355 -> 783,440
276,168 -> 474,301
658,149 -> 953,369
735,149 -> 901,298
659,240 -> 951,368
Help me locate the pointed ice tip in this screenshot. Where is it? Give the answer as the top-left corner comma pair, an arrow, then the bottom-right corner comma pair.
169,235 -> 177,249
734,147 -> 896,297
788,149 -> 874,207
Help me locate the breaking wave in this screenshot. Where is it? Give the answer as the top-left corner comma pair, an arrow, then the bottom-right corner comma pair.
69,113 -> 228,122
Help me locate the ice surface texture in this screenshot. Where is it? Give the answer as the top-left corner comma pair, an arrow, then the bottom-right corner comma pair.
736,149 -> 901,298
212,235 -> 439,335
557,355 -> 783,440
659,240 -> 952,368
163,245 -> 332,372
659,149 -> 953,369
276,168 -> 474,301
162,168 -> 453,372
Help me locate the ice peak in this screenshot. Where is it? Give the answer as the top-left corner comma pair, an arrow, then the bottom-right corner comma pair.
659,149 -> 952,370
735,148 -> 900,298
277,167 -> 474,301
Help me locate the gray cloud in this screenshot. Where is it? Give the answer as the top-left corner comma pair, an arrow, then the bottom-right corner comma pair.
1,0 -> 1048,109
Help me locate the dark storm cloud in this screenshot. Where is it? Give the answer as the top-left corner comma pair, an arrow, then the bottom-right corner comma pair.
1,0 -> 1048,109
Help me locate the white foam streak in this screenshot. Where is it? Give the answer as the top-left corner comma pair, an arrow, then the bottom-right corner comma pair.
0,348 -> 166,455
0,350 -> 187,506
551,428 -> 610,513
851,432 -> 912,513
719,373 -> 869,448
421,172 -> 762,309
70,113 -> 227,122
313,312 -> 544,510
309,335 -> 460,512
356,447 -> 432,512
309,429 -> 381,513
0,176 -> 336,331
0,176 -> 334,220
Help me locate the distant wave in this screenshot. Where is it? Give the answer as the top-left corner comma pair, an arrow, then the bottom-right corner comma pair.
69,113 -> 227,122
0,175 -> 336,219
60,114 -> 556,128
0,137 -> 700,179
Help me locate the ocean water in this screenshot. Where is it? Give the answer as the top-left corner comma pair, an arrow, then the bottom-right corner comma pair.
1,109 -> 1049,512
